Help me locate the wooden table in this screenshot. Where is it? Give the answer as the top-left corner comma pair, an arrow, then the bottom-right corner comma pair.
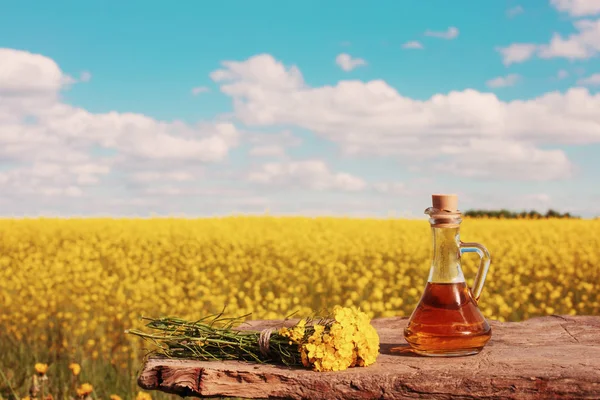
138,315 -> 600,399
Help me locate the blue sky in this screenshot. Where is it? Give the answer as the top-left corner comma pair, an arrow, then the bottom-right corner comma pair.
1,0 -> 599,217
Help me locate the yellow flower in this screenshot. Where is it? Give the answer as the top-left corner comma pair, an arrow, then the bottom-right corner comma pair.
279,319 -> 306,344
76,383 -> 94,397
110,395 -> 123,400
34,363 -> 48,374
69,363 -> 81,376
136,391 -> 152,400
297,306 -> 379,372
1,217 -> 598,372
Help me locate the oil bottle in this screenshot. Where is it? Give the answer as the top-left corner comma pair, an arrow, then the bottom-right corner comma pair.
404,194 -> 492,356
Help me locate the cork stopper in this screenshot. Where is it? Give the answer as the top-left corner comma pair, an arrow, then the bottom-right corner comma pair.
432,194 -> 458,212
428,194 -> 461,228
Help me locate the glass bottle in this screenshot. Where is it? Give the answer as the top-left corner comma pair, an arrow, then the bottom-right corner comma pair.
404,194 -> 492,356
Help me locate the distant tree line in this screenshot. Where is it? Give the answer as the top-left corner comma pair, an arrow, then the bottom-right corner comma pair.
463,209 -> 580,219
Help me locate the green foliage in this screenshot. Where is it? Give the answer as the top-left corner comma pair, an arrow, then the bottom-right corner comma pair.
463,209 -> 579,219
0,336 -> 163,400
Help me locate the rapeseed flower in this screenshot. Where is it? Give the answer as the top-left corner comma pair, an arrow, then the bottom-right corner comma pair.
136,391 -> 152,400
69,363 -> 81,376
283,306 -> 380,371
76,383 -> 93,397
0,217 -> 599,375
34,363 -> 48,375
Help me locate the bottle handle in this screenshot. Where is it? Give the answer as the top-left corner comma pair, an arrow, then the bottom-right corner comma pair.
459,241 -> 491,303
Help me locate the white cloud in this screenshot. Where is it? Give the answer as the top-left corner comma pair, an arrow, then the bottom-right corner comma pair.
335,53 -> 367,72
64,186 -> 84,197
538,19 -> 600,59
507,5 -> 524,17
424,26 -> 459,40
3,47 -> 599,216
373,182 -> 407,194
499,18 -> 600,63
141,186 -> 194,196
210,54 -> 304,91
551,0 -> 600,16
432,139 -> 573,181
248,160 -> 367,191
246,130 -> 302,158
0,48 -> 70,95
38,186 -> 84,198
402,41 -> 424,50
496,43 -> 537,65
137,186 -> 252,198
557,69 -> 570,79
120,122 -> 237,161
0,48 -> 240,202
248,145 -> 287,157
211,54 -> 600,181
71,162 -> 112,184
486,74 -> 521,88
191,86 -> 210,95
577,73 -> 600,85
0,161 -> 110,198
129,171 -> 197,183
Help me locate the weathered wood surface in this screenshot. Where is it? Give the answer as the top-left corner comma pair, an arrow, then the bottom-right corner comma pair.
138,315 -> 600,399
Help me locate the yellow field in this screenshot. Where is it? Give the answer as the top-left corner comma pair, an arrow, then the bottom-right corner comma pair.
0,217 -> 599,398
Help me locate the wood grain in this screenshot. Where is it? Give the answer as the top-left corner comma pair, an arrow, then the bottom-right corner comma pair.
137,315 -> 600,399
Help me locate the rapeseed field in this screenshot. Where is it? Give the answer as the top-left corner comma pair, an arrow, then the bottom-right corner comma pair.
0,217 -> 598,399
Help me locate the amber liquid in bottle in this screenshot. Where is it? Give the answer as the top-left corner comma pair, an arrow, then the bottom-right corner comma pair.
403,203 -> 492,357
404,282 -> 491,356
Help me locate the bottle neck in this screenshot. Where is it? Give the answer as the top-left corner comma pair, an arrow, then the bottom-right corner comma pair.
427,226 -> 465,283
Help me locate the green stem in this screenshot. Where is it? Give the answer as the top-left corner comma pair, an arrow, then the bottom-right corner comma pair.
0,367 -> 19,400
128,330 -> 258,347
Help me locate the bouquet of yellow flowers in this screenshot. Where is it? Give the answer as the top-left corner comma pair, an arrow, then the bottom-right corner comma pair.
127,305 -> 379,372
